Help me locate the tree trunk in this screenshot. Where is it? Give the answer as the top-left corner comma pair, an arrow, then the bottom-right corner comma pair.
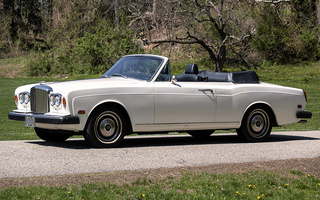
115,0 -> 119,27
3,0 -> 17,41
215,30 -> 227,72
48,0 -> 53,28
152,0 -> 157,25
317,0 -> 320,42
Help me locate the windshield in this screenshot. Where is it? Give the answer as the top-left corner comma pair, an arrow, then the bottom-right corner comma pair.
102,56 -> 164,81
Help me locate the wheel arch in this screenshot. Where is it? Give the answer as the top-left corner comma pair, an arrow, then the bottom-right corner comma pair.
243,102 -> 278,127
85,102 -> 133,135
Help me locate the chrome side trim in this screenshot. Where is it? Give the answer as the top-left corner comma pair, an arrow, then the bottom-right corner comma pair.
134,121 -> 240,132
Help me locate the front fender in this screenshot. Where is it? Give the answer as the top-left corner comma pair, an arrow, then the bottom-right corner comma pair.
72,95 -> 129,131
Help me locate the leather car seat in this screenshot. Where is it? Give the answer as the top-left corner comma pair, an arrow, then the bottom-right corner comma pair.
185,63 -> 199,74
176,63 -> 201,82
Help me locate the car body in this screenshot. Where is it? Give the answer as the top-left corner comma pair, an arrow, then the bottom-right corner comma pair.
8,54 -> 312,147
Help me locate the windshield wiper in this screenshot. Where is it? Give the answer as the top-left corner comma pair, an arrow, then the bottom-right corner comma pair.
112,74 -> 127,79
100,75 -> 108,78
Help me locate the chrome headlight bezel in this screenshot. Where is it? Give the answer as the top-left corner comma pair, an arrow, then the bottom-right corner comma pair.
24,93 -> 30,104
49,93 -> 62,106
49,93 -> 66,111
18,92 -> 30,105
55,95 -> 61,106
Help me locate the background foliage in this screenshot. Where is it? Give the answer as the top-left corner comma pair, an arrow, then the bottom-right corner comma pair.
253,2 -> 319,63
1,0 -> 320,74
26,21 -> 143,76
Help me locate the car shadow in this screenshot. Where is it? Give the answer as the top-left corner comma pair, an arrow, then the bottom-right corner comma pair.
26,133 -> 319,150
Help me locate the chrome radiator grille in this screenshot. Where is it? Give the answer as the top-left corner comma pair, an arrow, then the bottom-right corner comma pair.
30,85 -> 53,113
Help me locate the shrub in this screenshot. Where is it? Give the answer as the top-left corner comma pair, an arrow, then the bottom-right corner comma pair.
252,3 -> 320,64
27,21 -> 143,76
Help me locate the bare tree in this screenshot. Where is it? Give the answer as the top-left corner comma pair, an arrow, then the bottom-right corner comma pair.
144,0 -> 254,72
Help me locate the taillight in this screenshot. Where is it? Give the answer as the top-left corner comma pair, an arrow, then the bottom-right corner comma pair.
303,90 -> 307,102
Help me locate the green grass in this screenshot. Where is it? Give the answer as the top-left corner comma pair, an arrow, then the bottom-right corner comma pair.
256,62 -> 320,131
0,170 -> 319,199
0,58 -> 320,198
0,76 -> 99,140
0,60 -> 319,140
0,77 -> 40,140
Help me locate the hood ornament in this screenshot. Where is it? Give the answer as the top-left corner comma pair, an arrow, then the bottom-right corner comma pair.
39,81 -> 45,85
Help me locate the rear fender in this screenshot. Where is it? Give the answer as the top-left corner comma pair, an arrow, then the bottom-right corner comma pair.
242,102 -> 278,126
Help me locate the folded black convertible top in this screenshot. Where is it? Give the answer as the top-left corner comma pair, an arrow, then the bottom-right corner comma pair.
198,70 -> 260,83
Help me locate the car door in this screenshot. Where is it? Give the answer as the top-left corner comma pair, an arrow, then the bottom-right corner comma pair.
153,81 -> 216,125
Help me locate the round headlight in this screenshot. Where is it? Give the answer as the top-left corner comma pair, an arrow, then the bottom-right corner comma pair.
24,93 -> 30,104
19,93 -> 25,104
55,95 -> 61,106
50,95 -> 55,106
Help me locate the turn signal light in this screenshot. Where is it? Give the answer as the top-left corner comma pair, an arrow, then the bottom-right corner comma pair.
78,110 -> 85,115
63,97 -> 66,107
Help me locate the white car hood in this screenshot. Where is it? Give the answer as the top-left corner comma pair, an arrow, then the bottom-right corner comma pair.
47,77 -> 145,92
16,77 -> 145,95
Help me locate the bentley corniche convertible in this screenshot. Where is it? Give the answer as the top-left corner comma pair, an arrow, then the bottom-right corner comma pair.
8,54 -> 312,147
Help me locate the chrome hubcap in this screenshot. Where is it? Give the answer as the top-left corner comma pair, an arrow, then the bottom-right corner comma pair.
251,115 -> 265,132
94,111 -> 122,143
99,118 -> 116,137
247,109 -> 270,139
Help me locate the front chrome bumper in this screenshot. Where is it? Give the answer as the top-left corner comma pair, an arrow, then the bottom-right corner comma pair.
8,112 -> 80,125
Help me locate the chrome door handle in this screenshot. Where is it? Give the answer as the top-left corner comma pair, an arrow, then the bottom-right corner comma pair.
198,89 -> 213,93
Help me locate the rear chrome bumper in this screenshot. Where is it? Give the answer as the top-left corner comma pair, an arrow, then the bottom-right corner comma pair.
8,112 -> 80,125
296,110 -> 312,119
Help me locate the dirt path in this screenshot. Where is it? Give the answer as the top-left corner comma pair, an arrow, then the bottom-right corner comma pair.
1,157 -> 319,189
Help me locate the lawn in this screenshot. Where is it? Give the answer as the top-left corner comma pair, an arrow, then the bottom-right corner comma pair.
256,62 -> 320,132
0,75 -> 99,140
0,60 -> 319,198
0,61 -> 319,140
0,170 -> 319,199
0,77 -> 42,140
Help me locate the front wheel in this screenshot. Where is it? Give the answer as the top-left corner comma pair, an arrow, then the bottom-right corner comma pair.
84,108 -> 127,148
35,127 -> 72,142
236,108 -> 272,142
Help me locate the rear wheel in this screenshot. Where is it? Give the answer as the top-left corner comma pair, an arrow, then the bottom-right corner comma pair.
35,127 -> 72,142
237,108 -> 272,142
188,130 -> 214,138
84,108 -> 127,148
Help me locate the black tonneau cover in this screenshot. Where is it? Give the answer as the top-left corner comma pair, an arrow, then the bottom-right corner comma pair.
198,70 -> 259,83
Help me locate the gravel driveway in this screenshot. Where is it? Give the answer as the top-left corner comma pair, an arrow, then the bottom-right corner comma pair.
1,131 -> 319,180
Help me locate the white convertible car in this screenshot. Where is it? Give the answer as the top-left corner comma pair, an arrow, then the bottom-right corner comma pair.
8,54 -> 312,147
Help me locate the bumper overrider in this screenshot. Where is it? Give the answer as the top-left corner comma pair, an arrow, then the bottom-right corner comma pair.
296,110 -> 312,119
296,110 -> 312,123
8,112 -> 80,125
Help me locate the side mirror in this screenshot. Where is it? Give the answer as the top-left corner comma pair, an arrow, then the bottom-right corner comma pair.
171,76 -> 179,86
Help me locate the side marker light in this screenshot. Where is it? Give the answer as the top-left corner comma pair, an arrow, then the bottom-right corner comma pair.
78,110 -> 85,115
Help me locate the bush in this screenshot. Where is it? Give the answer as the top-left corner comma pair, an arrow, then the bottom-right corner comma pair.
26,51 -> 55,76
27,21 -> 143,76
252,3 -> 320,64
